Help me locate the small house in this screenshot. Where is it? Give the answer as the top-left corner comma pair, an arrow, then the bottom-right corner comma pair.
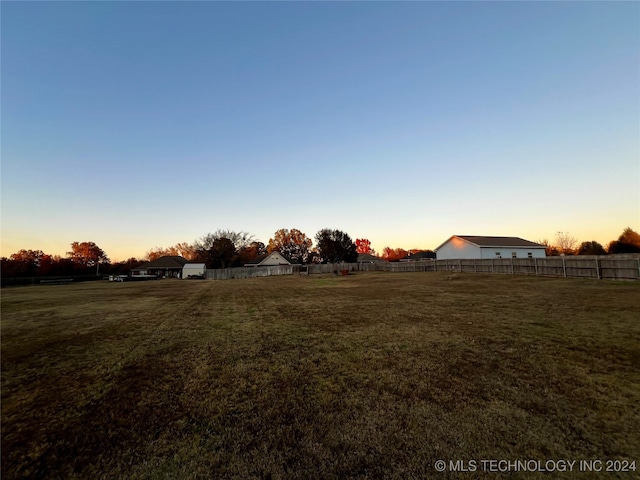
131,256 -> 188,278
357,253 -> 385,263
435,236 -> 546,260
244,251 -> 295,267
399,251 -> 436,262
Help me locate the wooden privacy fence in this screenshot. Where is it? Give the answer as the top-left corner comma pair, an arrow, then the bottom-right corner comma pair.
379,256 -> 640,280
205,256 -> 640,281
206,265 -> 295,280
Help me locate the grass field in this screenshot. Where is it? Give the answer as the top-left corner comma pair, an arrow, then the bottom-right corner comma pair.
2,272 -> 639,479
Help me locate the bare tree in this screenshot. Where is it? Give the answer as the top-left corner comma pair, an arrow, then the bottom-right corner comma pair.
555,232 -> 577,255
536,239 -> 560,256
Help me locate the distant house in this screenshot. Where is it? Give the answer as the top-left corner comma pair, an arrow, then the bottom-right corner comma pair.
357,253 -> 385,263
399,251 -> 436,262
435,236 -> 546,260
131,256 -> 188,278
244,251 -> 295,267
182,263 -> 206,279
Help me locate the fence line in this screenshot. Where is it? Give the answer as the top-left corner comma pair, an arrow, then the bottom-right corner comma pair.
206,265 -> 295,280
204,255 -> 640,281
5,256 -> 636,287
377,256 -> 640,280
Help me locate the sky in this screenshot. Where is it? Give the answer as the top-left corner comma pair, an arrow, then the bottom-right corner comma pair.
2,1 -> 639,261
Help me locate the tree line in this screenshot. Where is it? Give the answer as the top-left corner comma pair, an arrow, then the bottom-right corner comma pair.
0,228 -> 358,278
537,228 -> 640,256
2,227 -> 639,279
189,228 -> 359,269
1,242 -> 114,279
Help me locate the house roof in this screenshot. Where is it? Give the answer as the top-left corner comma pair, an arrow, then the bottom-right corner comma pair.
435,236 -> 546,251
357,253 -> 385,263
133,256 -> 189,270
183,263 -> 206,269
244,253 -> 270,265
400,251 -> 436,261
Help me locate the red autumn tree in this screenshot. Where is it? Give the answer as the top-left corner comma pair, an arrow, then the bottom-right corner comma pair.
382,247 -> 408,262
355,238 -> 374,255
67,242 -> 109,267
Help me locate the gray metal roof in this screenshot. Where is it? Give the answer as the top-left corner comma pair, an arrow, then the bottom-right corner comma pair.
458,236 -> 546,248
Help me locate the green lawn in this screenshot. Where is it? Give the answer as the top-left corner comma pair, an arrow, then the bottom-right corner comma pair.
2,272 -> 639,479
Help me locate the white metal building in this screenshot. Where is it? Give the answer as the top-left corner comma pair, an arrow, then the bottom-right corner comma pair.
435,236 -> 547,260
182,263 -> 207,278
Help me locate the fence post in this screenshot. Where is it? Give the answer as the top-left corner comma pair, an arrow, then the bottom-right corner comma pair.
562,257 -> 567,278
458,259 -> 462,272
511,257 -> 514,274
491,258 -> 494,274
474,259 -> 477,273
534,257 -> 538,276
595,258 -> 601,279
637,258 -> 640,280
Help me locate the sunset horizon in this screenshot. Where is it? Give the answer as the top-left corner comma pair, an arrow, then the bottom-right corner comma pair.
2,2 -> 638,263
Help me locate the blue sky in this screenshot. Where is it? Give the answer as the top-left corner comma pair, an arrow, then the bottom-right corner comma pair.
2,1 -> 638,261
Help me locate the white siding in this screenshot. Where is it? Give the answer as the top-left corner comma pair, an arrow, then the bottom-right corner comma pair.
479,248 -> 546,259
182,263 -> 206,278
436,238 -> 482,260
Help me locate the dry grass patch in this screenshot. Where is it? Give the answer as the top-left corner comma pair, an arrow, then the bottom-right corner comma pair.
2,273 -> 639,479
